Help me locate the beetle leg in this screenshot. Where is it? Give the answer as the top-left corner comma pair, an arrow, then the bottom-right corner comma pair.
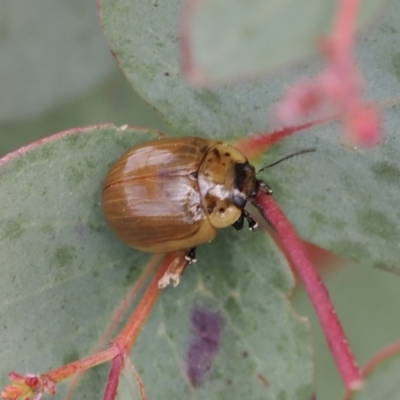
159,250 -> 191,289
232,213 -> 245,231
185,247 -> 197,263
158,248 -> 198,289
243,210 -> 258,231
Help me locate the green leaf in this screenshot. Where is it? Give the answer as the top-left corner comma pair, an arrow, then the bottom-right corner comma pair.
0,0 -> 115,122
0,71 -> 170,158
182,0 -> 384,82
116,356 -> 145,400
0,127 -> 312,399
99,0 -> 282,139
353,352 -> 400,400
100,0 -> 400,271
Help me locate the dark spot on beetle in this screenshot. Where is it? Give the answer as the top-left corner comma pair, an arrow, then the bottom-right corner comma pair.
186,307 -> 224,386
242,351 -> 249,358
212,148 -> 221,161
205,194 -> 216,214
224,152 -> 230,157
219,208 -> 225,213
222,162 -> 226,166
190,171 -> 198,180
164,71 -> 169,76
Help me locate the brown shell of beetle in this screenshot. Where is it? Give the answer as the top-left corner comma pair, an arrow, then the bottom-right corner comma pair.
102,137 -> 253,254
102,137 -> 217,253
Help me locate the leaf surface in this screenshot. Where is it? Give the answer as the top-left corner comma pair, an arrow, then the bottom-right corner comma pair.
182,0 -> 384,82
99,0 -> 400,272
0,127 -> 312,399
0,0 -> 115,122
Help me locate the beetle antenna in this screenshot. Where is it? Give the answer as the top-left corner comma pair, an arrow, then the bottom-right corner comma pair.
257,148 -> 316,174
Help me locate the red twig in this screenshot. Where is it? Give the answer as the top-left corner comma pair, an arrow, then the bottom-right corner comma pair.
46,347 -> 119,383
233,119 -> 328,159
2,255 -> 172,400
64,255 -> 160,400
275,0 -> 381,146
123,355 -> 149,400
114,253 -> 172,352
103,354 -> 124,400
253,191 -> 363,391
100,254 -> 172,398
343,340 -> 400,400
361,341 -> 400,378
331,0 -> 359,52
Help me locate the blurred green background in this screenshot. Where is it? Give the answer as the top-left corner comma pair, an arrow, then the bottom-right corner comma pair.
1,1 -> 400,399
0,0 -> 171,157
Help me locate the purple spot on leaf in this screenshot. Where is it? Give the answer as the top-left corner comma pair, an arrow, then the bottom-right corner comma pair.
186,307 -> 224,386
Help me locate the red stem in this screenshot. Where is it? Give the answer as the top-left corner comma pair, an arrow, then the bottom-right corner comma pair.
96,255 -> 161,349
254,191 -> 363,391
103,354 -> 124,400
42,255 -> 171,386
332,0 -> 359,52
46,347 -> 119,383
233,120 -> 323,158
64,255 -> 160,400
123,355 -> 149,400
114,253 -> 172,352
343,340 -> 400,400
362,340 -> 400,377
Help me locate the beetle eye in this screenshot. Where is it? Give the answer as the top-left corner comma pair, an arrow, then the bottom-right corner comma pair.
234,162 -> 255,192
232,195 -> 246,209
234,163 -> 250,192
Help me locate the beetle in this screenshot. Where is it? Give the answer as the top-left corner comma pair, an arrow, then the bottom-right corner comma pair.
102,137 -> 312,286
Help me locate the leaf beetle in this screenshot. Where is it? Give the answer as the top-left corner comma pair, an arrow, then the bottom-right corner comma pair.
102,136 -> 312,286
